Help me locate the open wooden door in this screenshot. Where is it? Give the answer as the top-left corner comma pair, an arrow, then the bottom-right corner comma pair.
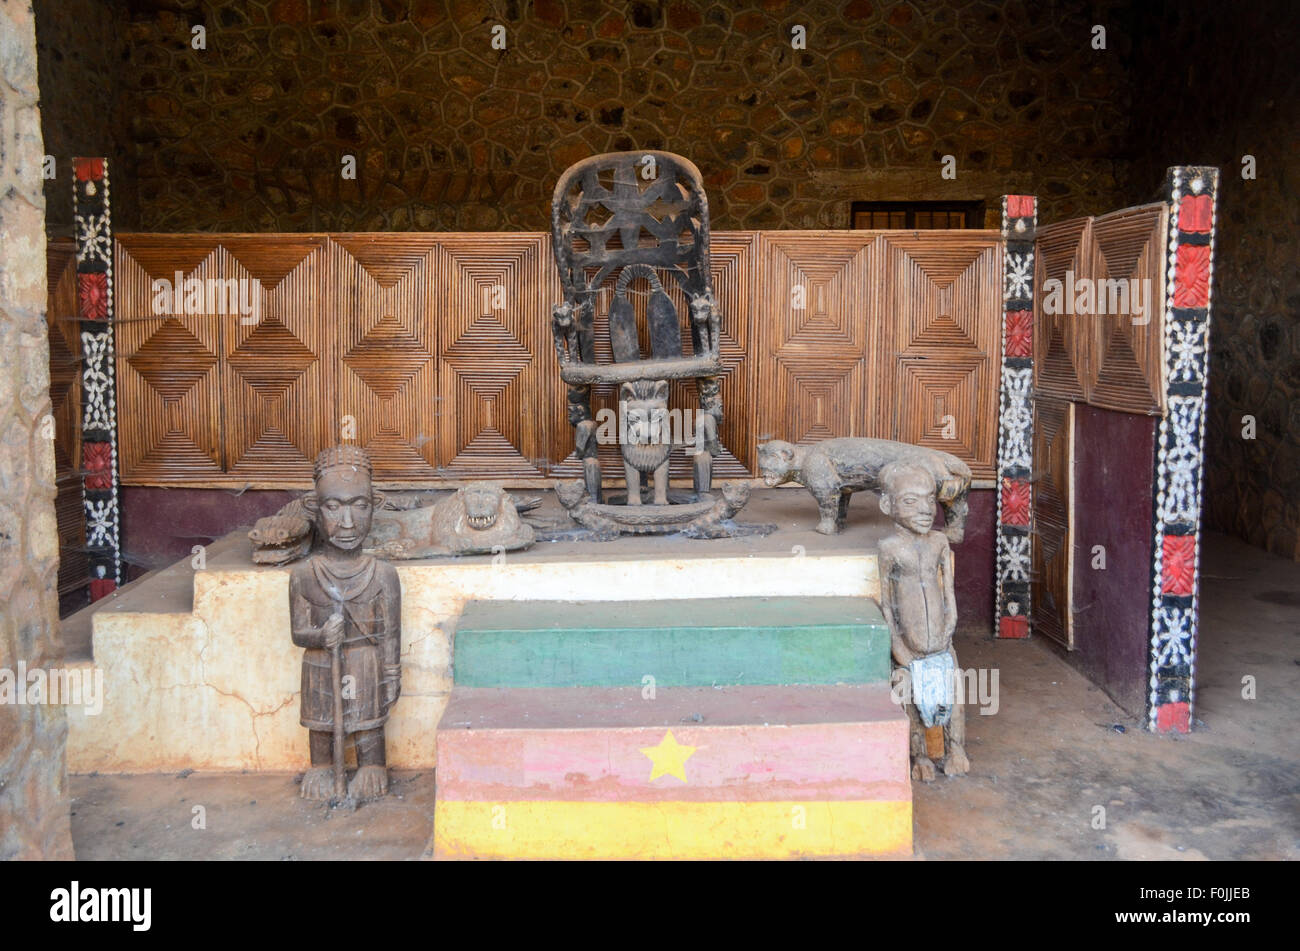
995,168 -> 1220,732
1031,398 -> 1073,649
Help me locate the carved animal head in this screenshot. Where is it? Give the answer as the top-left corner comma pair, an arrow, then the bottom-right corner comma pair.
620,379 -> 670,448
555,480 -> 588,510
756,440 -> 799,487
720,480 -> 749,509
689,294 -> 712,324
249,513 -> 310,546
435,481 -> 535,554
459,483 -> 506,531
248,514 -> 313,565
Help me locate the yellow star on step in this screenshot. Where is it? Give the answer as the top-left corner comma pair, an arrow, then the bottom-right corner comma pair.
640,730 -> 697,782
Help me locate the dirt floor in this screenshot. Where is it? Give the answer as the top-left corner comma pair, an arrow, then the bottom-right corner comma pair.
69,530 -> 1299,860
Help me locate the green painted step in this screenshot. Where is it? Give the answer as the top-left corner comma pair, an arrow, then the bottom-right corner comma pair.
452,596 -> 889,689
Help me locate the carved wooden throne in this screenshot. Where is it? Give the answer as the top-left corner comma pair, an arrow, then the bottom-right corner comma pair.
549,151 -> 751,536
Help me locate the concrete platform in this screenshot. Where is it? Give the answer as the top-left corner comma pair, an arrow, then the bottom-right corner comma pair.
63,490 -> 890,773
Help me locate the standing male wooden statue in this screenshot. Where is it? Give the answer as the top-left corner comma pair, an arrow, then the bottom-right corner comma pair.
290,445 -> 402,801
878,461 -> 970,782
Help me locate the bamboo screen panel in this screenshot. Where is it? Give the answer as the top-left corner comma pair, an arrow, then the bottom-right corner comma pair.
114,230 -> 1003,486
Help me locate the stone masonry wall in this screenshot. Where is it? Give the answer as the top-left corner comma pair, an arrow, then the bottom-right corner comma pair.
1128,2 -> 1300,559
0,0 -> 75,860
39,0 -> 1139,233
34,0 -> 123,236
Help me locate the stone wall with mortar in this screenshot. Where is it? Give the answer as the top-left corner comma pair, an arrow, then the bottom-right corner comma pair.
39,0 -> 1138,233
34,0 -> 124,236
1128,2 -> 1300,560
0,0 -> 75,860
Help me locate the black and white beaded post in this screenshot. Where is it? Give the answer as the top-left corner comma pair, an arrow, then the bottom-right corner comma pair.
994,195 -> 1037,639
73,157 -> 121,598
1147,166 -> 1219,734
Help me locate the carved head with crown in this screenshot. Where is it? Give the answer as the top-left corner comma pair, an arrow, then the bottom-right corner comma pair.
302,445 -> 383,555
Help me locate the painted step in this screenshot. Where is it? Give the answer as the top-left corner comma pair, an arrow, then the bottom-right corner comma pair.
434,683 -> 911,859
452,596 -> 890,688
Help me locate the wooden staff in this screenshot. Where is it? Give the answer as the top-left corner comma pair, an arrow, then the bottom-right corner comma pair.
325,589 -> 347,802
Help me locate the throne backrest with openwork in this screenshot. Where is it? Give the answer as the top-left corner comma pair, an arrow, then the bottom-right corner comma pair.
550,151 -> 717,366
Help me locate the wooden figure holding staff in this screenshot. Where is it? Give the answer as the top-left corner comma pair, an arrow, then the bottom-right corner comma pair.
290,445 -> 402,801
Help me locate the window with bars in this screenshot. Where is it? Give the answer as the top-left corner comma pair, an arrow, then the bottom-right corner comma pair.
851,201 -> 985,230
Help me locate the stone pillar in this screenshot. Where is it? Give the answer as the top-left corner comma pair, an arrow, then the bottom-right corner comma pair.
0,0 -> 75,859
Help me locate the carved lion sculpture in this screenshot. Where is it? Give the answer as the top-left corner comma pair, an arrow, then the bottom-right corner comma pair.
620,379 -> 672,506
249,482 -> 536,563
757,437 -> 972,541
381,482 -> 536,557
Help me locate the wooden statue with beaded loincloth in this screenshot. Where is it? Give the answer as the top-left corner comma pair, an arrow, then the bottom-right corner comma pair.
878,461 -> 970,783
290,445 -> 402,801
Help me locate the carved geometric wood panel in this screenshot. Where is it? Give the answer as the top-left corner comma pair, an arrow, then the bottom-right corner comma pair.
333,235 -> 439,480
112,230 -> 1002,486
434,235 -> 557,479
1034,217 -> 1091,403
115,236 -> 224,481
893,356 -> 991,464
880,233 -> 1001,478
1086,204 -> 1167,414
221,237 -> 331,481
667,232 -> 756,477
1031,398 -> 1074,649
770,354 -> 869,445
757,233 -> 876,444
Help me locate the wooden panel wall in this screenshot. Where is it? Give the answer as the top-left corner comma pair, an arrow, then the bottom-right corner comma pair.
1031,397 -> 1074,648
1034,217 -> 1091,402
1087,206 -> 1167,414
1034,204 -> 1167,414
115,230 -> 1003,486
116,236 -> 224,480
879,232 -> 1001,473
757,232 -> 877,443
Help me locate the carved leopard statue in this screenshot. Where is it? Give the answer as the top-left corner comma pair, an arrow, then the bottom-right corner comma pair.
757,437 -> 972,541
249,482 -> 536,563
